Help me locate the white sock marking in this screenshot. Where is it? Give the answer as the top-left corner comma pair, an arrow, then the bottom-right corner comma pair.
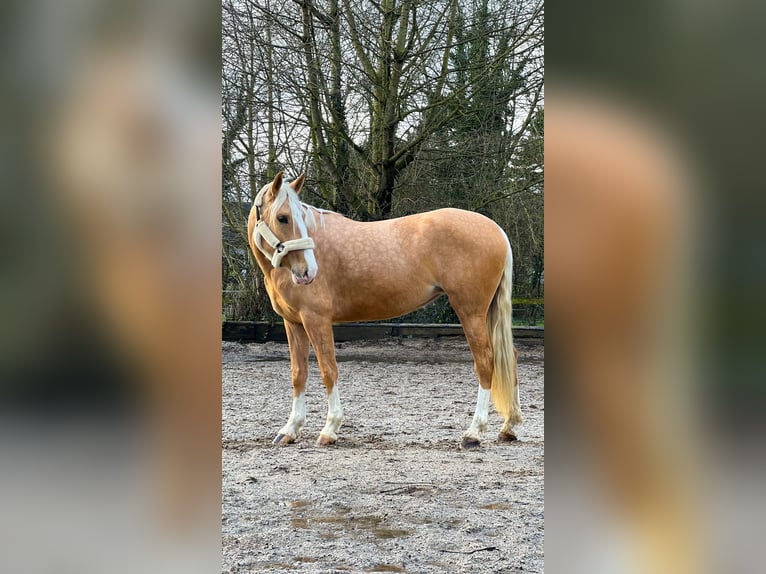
463,387 -> 491,441
278,393 -> 306,439
319,386 -> 343,441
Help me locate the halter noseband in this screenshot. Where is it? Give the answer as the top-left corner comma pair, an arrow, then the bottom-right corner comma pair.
253,187 -> 315,269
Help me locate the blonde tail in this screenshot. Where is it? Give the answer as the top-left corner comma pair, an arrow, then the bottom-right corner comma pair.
488,235 -> 522,428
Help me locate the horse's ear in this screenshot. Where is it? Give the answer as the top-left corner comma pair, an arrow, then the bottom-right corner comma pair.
268,171 -> 284,199
290,174 -> 306,194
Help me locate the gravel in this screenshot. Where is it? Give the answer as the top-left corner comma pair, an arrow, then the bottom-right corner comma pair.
222,337 -> 544,573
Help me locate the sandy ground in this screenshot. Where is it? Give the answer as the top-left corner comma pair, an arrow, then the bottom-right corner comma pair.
222,337 -> 544,573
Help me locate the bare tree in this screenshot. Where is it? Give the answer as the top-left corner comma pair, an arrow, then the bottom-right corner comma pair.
222,0 -> 544,320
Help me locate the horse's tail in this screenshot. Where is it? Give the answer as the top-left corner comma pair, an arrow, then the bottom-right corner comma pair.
487,232 -> 522,427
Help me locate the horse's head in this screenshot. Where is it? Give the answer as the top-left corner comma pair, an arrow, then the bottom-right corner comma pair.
254,172 -> 318,285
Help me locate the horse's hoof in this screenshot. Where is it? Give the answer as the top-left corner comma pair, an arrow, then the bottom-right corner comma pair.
273,434 -> 294,446
316,435 -> 336,447
460,437 -> 481,450
498,431 -> 518,442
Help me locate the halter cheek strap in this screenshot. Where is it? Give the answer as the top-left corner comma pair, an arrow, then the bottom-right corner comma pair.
254,220 -> 315,268
253,188 -> 315,268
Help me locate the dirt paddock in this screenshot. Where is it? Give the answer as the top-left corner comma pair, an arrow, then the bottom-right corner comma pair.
222,337 -> 544,573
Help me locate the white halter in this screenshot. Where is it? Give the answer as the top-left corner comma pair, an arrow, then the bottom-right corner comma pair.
252,186 -> 315,268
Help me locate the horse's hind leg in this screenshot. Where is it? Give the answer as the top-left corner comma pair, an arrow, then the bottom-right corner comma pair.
457,313 -> 495,450
274,321 -> 310,446
303,316 -> 343,447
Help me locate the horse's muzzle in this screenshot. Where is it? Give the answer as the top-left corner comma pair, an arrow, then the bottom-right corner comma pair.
291,271 -> 315,285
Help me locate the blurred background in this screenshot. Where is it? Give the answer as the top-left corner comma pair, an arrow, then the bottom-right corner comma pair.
547,0 -> 766,573
0,0 -> 221,572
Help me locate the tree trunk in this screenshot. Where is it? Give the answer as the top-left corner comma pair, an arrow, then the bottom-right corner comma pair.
328,0 -> 350,213
266,17 -> 277,180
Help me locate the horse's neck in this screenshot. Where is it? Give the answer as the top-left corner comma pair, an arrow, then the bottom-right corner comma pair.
309,209 -> 349,241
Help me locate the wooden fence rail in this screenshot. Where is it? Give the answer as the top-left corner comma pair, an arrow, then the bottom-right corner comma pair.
223,321 -> 543,344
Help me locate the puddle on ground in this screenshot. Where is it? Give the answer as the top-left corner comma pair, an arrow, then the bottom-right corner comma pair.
319,531 -> 339,540
290,518 -> 309,529
480,502 -> 513,510
411,515 -> 434,525
365,564 -> 406,572
289,505 -> 412,541
373,528 -> 411,539
257,562 -> 293,569
313,514 -> 382,527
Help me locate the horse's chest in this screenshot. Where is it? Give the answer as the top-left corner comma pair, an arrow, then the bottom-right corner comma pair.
271,299 -> 300,322
265,281 -> 303,322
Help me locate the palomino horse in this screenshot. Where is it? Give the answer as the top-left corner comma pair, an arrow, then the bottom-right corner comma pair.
247,172 -> 521,449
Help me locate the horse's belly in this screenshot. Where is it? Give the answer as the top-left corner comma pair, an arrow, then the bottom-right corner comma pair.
332,283 -> 441,322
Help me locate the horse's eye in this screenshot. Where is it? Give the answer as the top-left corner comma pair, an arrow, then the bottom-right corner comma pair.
277,215 -> 289,224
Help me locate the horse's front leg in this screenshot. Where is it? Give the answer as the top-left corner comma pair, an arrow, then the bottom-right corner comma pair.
303,317 -> 343,447
273,320 -> 310,446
